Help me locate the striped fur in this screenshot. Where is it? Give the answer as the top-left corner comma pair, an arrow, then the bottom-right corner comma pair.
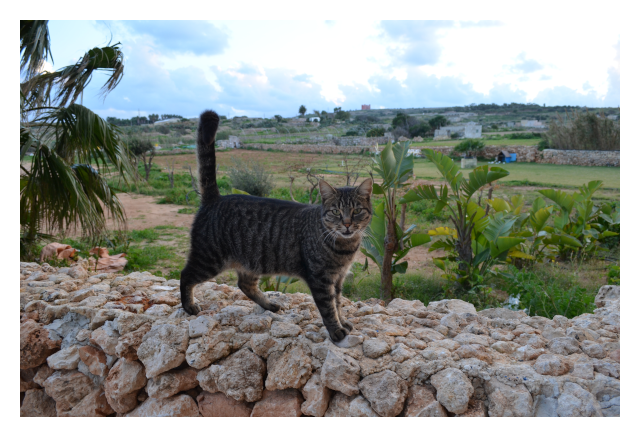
181,110 -> 373,343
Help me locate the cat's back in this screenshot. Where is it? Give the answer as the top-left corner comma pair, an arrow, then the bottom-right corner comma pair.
194,194 -> 318,233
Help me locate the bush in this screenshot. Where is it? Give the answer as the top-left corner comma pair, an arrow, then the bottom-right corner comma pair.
216,131 -> 231,141
543,110 -> 620,151
156,125 -> 171,135
228,157 -> 274,197
343,130 -> 359,137
454,139 -> 485,158
506,132 -> 541,140
607,265 -> 620,285
500,265 -> 596,319
450,132 -> 462,139
537,138 -> 550,151
366,127 -> 385,137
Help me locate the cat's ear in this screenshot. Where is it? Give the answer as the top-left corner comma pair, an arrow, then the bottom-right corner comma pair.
318,179 -> 337,200
357,178 -> 373,198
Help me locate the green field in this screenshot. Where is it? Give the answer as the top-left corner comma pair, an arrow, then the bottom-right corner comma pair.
413,138 -> 542,148
411,161 -> 620,189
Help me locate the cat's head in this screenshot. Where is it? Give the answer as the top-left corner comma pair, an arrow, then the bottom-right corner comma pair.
319,178 -> 373,239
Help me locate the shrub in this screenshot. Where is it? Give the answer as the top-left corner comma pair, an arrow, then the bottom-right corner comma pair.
543,110 -> 619,151
607,265 -> 620,285
156,125 -> 171,135
228,157 -> 274,197
216,131 -> 230,141
500,265 -> 596,319
454,139 -> 485,158
450,132 -> 462,139
366,127 -> 385,137
343,130 -> 359,137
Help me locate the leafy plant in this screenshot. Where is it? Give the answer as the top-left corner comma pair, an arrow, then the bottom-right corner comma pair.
366,127 -> 385,137
607,264 -> 620,285
20,21 -> 134,260
500,265 -> 596,319
454,139 -> 485,158
228,157 -> 274,197
362,141 -> 430,300
400,149 -> 517,289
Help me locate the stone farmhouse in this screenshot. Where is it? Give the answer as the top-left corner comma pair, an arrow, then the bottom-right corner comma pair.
434,122 -> 482,140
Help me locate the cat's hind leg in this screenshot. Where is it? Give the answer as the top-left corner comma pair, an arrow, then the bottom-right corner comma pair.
237,271 -> 282,313
180,258 -> 221,315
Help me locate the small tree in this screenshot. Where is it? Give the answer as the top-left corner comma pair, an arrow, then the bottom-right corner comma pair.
429,115 -> 448,131
129,138 -> 155,181
362,141 -> 430,300
454,139 -> 485,158
274,115 -> 283,123
299,105 -> 307,116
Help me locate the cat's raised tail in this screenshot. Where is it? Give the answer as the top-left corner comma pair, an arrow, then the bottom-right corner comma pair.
196,110 -> 221,202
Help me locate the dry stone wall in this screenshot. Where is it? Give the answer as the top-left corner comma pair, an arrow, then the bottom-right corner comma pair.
20,263 -> 621,417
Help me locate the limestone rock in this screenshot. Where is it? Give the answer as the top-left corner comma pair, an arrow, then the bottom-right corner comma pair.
359,370 -> 408,417
147,367 -> 198,399
320,349 -> 361,396
20,389 -> 57,417
301,372 -> 332,417
90,323 -> 120,356
196,349 -> 266,402
547,337 -> 580,355
324,392 -> 380,417
362,338 -> 391,359
401,385 -> 447,417
185,328 -> 234,369
270,321 -> 302,338
557,382 -> 603,417
430,368 -> 474,414
189,315 -> 218,337
137,324 -> 189,378
78,346 -> 110,377
104,358 -> 147,414
115,323 -> 152,361
125,394 -> 200,417
533,354 -> 568,376
42,370 -> 94,413
265,342 -> 313,390
46,345 -> 80,370
58,388 -> 115,417
197,391 -> 253,417
485,377 -> 533,417
595,285 -> 619,308
581,340 -> 606,358
250,389 -> 304,417
20,320 -> 61,369
427,299 -> 476,315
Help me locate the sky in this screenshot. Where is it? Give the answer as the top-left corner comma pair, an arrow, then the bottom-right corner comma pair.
45,20 -> 621,119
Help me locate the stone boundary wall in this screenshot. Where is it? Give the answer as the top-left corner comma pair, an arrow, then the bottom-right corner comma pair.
242,143 -> 373,154
20,263 -> 620,417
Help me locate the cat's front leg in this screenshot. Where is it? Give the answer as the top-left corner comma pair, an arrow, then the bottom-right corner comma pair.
334,276 -> 353,333
307,278 -> 348,343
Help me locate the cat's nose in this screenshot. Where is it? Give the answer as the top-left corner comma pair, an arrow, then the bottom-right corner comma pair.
344,223 -> 351,228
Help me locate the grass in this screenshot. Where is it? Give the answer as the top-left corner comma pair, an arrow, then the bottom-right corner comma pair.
413,138 -> 542,148
410,160 -> 620,189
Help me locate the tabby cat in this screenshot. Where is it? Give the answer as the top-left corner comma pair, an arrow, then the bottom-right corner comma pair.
180,110 -> 373,344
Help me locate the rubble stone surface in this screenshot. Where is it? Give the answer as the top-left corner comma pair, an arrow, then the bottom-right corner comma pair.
17,265 -> 622,417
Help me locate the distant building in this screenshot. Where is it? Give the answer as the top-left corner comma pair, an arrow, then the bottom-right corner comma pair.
217,135 -> 240,149
521,120 -> 546,128
154,118 -> 181,125
361,104 -> 371,110
434,122 -> 482,140
308,117 -> 320,122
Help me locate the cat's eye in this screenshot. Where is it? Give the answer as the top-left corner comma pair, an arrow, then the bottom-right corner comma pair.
332,209 -> 341,216
353,208 -> 362,214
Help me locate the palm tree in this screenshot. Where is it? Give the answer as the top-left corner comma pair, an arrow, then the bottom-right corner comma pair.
20,20 -> 135,260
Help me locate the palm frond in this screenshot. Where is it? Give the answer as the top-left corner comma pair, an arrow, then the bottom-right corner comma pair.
20,20 -> 52,80
22,44 -> 125,108
20,146 -> 127,241
32,103 -> 135,181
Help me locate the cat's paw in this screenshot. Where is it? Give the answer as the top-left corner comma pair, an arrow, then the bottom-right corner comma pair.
265,301 -> 282,313
329,326 -> 349,343
340,319 -> 354,333
183,302 -> 202,316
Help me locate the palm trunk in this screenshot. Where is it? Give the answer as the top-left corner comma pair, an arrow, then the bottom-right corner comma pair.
381,204 -> 397,301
